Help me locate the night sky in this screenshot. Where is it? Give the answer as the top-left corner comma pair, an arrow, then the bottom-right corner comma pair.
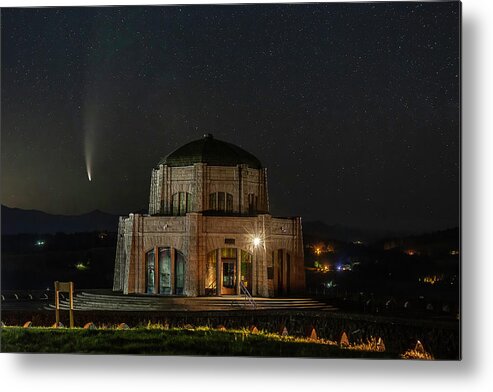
1,2 -> 460,232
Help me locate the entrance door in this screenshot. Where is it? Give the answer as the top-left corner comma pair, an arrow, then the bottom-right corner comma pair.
221,259 -> 236,295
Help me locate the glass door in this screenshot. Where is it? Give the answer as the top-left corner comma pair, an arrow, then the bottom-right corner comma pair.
221,259 -> 236,295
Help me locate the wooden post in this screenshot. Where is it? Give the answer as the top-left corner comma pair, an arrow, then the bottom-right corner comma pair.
54,281 -> 74,328
69,281 -> 74,328
54,281 -> 60,325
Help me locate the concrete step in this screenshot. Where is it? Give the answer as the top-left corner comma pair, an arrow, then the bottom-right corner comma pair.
3,290 -> 336,312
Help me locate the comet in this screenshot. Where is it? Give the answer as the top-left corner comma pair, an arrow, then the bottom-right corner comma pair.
84,129 -> 94,182
83,102 -> 97,183
86,164 -> 92,181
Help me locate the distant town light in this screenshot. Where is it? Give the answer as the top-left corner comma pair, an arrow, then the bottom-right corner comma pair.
35,240 -> 45,246
75,262 -> 89,271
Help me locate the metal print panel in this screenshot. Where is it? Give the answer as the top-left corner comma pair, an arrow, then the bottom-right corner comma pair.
0,1 -> 460,359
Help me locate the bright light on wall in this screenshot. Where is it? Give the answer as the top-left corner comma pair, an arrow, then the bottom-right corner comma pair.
253,237 -> 261,247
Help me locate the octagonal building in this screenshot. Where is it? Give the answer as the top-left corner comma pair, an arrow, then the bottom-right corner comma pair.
113,134 -> 305,297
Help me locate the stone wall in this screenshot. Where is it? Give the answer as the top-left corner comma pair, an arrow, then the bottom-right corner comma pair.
148,163 -> 269,215
114,213 -> 305,297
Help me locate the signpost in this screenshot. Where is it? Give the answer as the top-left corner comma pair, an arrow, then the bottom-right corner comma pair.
54,281 -> 74,328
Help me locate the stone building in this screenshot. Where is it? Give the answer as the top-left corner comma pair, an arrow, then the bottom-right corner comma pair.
113,134 -> 305,297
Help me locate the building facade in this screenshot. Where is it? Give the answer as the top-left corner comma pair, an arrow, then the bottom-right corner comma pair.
113,134 -> 305,297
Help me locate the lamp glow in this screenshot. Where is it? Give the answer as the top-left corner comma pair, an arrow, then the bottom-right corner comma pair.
253,237 -> 261,247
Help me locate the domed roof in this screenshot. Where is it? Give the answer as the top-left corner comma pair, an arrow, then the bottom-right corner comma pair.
159,134 -> 262,169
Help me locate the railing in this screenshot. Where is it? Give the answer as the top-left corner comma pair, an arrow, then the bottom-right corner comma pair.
239,281 -> 257,309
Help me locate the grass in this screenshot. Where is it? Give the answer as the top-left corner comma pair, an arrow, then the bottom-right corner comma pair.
0,325 -> 398,358
400,349 -> 434,360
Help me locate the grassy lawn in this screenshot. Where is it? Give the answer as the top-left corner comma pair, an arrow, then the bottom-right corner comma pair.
1,326 -> 396,358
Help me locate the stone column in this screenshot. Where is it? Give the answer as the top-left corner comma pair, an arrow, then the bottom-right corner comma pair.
252,249 -> 257,296
148,169 -> 157,215
263,168 -> 270,213
294,216 -> 306,293
257,215 -> 270,297
193,163 -> 206,212
122,215 -> 134,294
113,217 -> 126,291
216,248 -> 221,296
185,213 -> 200,296
236,248 -> 241,295
197,215 -> 207,296
134,214 -> 146,294
257,247 -> 269,297
239,164 -> 248,214
162,165 -> 171,215
126,214 -> 139,294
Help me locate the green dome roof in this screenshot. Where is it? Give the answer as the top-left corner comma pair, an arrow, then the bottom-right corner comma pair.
159,134 -> 262,169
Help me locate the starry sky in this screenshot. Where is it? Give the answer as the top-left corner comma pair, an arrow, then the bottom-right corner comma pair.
1,2 -> 460,232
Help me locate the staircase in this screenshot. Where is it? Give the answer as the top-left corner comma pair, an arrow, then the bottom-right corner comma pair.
2,289 -> 337,312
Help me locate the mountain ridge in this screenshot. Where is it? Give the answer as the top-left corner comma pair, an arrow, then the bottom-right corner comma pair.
1,205 -> 457,242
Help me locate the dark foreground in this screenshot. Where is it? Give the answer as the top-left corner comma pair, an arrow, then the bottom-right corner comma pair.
1,308 -> 459,359
1,290 -> 460,359
1,326 -> 399,358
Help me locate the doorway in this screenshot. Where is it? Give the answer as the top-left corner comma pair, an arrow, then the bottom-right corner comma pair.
206,248 -> 253,296
221,259 -> 236,295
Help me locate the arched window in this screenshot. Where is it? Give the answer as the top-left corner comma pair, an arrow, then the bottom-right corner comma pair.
171,192 -> 192,216
158,248 -> 171,295
274,249 -> 291,295
146,249 -> 155,294
145,247 -> 186,295
209,192 -> 233,212
240,250 -> 252,290
175,252 -> 185,295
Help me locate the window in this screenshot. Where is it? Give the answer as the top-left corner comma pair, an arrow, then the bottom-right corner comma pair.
218,192 -> 225,211
172,193 -> 179,215
145,247 -> 186,295
175,252 -> 185,295
205,250 -> 218,295
208,192 -> 233,213
171,192 -> 192,216
158,248 -> 171,295
146,249 -> 155,294
241,250 -> 253,289
248,193 -> 258,214
226,193 -> 233,212
209,193 -> 217,210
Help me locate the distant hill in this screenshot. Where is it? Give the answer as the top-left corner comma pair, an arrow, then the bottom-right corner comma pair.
302,220 -> 414,243
376,227 -> 460,256
1,205 -> 120,235
2,205 -> 458,244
